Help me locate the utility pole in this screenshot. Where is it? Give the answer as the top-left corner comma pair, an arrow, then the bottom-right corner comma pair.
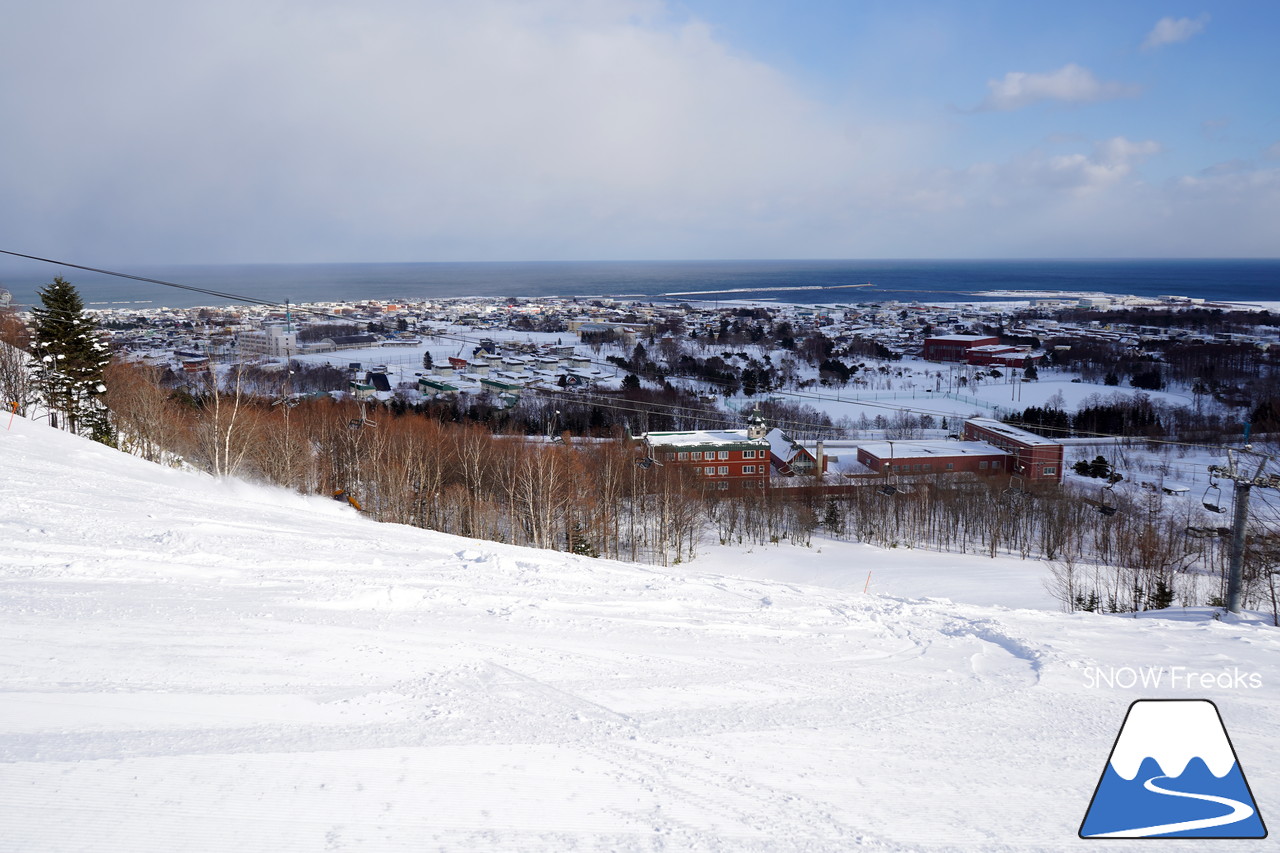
1209,448 -> 1280,614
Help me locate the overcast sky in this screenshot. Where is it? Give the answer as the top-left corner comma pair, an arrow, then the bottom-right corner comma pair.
2,0 -> 1277,264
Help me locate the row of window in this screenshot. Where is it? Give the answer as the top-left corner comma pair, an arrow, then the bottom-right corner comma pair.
697,464 -> 763,476
663,449 -> 760,462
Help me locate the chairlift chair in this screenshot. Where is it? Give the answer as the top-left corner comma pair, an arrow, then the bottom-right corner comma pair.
1097,481 -> 1119,517
1002,464 -> 1027,500
348,402 -> 377,430
1202,481 -> 1225,514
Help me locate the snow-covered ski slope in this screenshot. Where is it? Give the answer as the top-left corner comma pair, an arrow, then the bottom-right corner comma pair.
2,415 -> 1278,852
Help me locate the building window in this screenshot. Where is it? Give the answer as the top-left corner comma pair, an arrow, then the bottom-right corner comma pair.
979,461 -> 988,470
691,451 -> 702,461
923,464 -> 932,472
665,453 -> 675,461
718,451 -> 729,460
946,463 -> 954,470
718,466 -> 728,475
743,450 -> 757,459
746,480 -> 755,488
758,480 -> 766,489
743,465 -> 756,474
992,460 -> 1001,469
1044,466 -> 1057,475
705,466 -> 716,475
716,481 -> 729,490
678,452 -> 688,461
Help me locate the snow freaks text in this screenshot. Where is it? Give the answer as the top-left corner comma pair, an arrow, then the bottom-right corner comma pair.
1083,666 -> 1263,690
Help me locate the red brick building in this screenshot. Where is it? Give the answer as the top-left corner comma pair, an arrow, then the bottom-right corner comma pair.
962,418 -> 1063,483
963,344 -> 1043,368
853,418 -> 1064,485
922,335 -> 999,362
639,413 -> 833,492
855,440 -> 1010,477
640,413 -> 774,492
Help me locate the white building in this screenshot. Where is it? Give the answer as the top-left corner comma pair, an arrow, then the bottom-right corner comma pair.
238,325 -> 298,360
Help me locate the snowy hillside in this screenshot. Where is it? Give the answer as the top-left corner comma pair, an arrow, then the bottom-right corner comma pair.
3,416 -> 1279,852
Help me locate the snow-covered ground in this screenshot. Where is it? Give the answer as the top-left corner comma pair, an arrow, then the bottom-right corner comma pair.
696,541 -> 1059,611
4,416 -> 1279,851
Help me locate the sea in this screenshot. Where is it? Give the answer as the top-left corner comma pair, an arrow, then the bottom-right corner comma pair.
1,258 -> 1277,311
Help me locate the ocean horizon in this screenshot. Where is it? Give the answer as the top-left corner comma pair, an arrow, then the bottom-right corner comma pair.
2,258 -> 1277,311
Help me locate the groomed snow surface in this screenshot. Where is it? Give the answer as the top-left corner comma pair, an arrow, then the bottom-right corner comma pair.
3,416 -> 1278,852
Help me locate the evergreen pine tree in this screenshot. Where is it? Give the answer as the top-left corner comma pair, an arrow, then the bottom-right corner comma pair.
1087,455 -> 1111,479
1149,579 -> 1175,610
568,522 -> 599,557
31,277 -> 111,439
821,499 -> 843,534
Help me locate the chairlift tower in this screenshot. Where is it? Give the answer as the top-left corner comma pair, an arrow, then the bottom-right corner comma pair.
1209,448 -> 1280,614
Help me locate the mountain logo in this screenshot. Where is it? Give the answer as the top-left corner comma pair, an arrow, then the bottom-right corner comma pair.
1080,699 -> 1266,839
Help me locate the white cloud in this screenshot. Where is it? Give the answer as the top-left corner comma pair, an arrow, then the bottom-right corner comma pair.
976,64 -> 1140,112
969,137 -> 1161,198
1094,137 -> 1163,168
1036,138 -> 1161,195
1142,15 -> 1210,51
0,0 -> 883,263
0,1 -> 1272,263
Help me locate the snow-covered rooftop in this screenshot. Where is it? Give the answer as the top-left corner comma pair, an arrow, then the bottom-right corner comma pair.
966,417 -> 1062,447
643,429 -> 769,448
856,440 -> 1007,459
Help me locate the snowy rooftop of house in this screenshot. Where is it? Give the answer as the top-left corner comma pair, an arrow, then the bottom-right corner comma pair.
967,343 -> 1024,353
856,440 -> 1008,459
927,334 -> 997,342
765,427 -> 819,462
643,429 -> 769,448
966,418 -> 1062,447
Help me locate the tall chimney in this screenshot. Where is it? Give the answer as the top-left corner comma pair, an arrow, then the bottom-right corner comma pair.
816,440 -> 825,476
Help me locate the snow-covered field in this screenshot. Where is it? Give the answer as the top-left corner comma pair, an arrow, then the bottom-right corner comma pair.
4,416 -> 1279,851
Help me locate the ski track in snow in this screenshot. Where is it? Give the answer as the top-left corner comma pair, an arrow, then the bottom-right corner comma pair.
2,414 -> 1280,851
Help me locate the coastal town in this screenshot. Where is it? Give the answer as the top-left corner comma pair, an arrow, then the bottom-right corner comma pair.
85,288 -> 1274,419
